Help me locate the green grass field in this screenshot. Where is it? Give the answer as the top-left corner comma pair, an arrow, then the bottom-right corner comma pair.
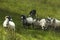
0,0 -> 60,40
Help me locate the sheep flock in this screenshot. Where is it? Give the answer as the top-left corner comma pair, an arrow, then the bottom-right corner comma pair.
3,10 -> 60,31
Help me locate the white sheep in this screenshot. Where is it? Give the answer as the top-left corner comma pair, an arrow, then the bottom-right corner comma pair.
39,19 -> 47,30
3,16 -> 15,31
21,15 -> 34,28
39,18 -> 51,30
50,18 -> 60,29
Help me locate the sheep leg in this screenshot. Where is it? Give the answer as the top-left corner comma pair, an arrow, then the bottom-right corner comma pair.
53,25 -> 56,31
45,25 -> 48,30
32,23 -> 35,29
8,26 -> 10,31
13,27 -> 15,31
42,26 -> 44,30
45,27 -> 47,30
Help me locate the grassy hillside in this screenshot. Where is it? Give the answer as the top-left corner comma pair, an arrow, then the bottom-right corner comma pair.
0,0 -> 60,40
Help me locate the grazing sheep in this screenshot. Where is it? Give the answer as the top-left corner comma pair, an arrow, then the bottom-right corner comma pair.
21,15 -> 34,28
50,18 -> 60,29
46,17 -> 60,30
3,16 -> 15,31
39,19 -> 47,30
31,17 -> 51,30
39,18 -> 52,30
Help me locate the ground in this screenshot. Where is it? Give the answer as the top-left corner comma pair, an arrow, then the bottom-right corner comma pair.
0,0 -> 60,40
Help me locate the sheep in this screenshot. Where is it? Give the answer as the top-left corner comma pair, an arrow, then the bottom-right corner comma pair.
39,18 -> 52,30
32,18 -> 47,30
21,15 -> 34,28
46,17 -> 60,30
3,16 -> 15,31
31,17 -> 51,30
39,19 -> 47,30
50,18 -> 60,30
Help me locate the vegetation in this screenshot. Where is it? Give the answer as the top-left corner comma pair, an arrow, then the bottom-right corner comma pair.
0,0 -> 60,40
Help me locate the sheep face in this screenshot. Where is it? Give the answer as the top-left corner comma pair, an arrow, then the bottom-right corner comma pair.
5,16 -> 12,21
21,15 -> 26,20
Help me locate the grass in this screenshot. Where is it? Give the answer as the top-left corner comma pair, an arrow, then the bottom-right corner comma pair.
0,0 -> 60,40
